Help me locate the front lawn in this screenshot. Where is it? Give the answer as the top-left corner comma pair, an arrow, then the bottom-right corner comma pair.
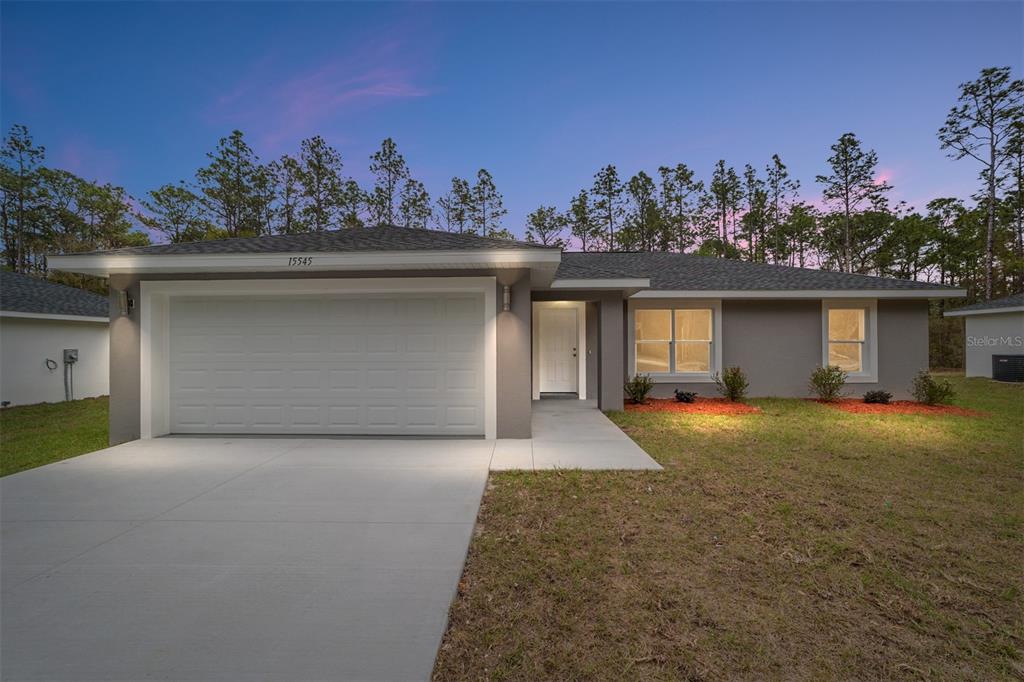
0,397 -> 109,477
434,378 -> 1023,680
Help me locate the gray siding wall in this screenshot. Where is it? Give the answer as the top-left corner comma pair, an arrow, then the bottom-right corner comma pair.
585,301 -> 599,400
640,298 -> 930,400
963,312 -> 1024,378
106,268 -> 533,445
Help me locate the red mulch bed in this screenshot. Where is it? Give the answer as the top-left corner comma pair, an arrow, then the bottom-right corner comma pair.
626,398 -> 761,415
814,399 -> 985,417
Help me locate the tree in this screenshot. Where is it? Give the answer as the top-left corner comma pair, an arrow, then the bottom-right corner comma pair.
1004,121 -> 1024,291
367,138 -> 408,226
816,133 -> 891,272
658,163 -> 701,252
708,160 -> 742,256
591,165 -> 623,250
764,154 -> 800,264
784,202 -> 819,268
434,177 -> 471,233
938,67 -> 1024,298
295,136 -> 351,231
0,124 -> 46,272
138,183 -> 213,243
739,164 -> 767,261
567,189 -> 602,251
620,171 -> 663,251
469,169 -> 507,237
524,205 -> 566,246
269,155 -> 306,234
398,178 -> 431,229
195,130 -> 264,237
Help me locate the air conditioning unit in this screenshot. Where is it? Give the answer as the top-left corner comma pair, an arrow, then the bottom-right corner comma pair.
992,355 -> 1024,382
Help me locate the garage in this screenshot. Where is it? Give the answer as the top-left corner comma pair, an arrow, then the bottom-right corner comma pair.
165,292 -> 485,436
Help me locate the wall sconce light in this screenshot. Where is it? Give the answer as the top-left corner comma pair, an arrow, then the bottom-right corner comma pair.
502,285 -> 511,312
117,290 -> 134,316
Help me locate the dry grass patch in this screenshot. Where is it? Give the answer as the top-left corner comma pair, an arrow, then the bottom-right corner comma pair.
434,378 -> 1023,681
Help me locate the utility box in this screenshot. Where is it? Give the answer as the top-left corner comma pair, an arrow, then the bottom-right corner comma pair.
63,348 -> 79,364
992,355 -> 1024,382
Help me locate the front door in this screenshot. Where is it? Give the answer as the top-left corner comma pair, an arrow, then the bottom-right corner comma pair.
539,307 -> 578,393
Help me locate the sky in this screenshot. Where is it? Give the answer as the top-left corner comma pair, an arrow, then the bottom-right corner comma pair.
2,1 -> 1022,241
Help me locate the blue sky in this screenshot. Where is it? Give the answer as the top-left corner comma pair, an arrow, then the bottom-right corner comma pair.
3,1 -> 1022,239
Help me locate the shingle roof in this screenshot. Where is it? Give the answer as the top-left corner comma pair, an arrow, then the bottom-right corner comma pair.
77,225 -> 554,256
1,271 -> 109,318
557,252 -> 957,291
946,293 -> 1024,314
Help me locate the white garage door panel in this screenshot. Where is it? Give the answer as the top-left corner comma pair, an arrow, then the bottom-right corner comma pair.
168,293 -> 484,435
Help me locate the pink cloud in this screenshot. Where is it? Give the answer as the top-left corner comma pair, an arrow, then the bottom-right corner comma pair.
873,168 -> 894,186
54,136 -> 120,184
205,38 -> 432,153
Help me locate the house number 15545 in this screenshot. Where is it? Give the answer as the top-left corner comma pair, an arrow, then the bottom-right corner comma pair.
288,256 -> 313,267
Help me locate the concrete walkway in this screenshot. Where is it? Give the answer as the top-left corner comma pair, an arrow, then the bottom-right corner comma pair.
1,438 -> 492,681
490,398 -> 662,471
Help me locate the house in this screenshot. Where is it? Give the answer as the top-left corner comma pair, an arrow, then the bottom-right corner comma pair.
944,293 -> 1024,379
46,226 -> 965,444
0,270 -> 110,407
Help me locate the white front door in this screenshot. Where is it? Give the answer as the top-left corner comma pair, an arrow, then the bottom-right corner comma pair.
539,307 -> 578,393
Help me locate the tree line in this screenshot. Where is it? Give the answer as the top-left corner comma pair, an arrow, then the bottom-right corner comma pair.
1,127 -> 518,280
2,66 -> 1021,307
525,66 -> 1023,304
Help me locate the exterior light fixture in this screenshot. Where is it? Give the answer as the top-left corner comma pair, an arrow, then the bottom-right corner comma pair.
117,290 -> 134,316
502,285 -> 511,312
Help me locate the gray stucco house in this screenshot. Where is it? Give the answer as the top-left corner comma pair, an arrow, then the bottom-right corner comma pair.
944,293 -> 1024,379
47,227 -> 964,444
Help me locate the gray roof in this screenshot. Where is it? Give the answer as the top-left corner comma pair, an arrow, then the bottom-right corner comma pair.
947,293 -> 1024,314
78,225 -> 554,256
1,270 -> 108,318
557,252 -> 958,291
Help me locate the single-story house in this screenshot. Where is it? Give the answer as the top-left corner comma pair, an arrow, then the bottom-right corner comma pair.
46,227 -> 965,444
0,270 -> 110,407
944,293 -> 1024,379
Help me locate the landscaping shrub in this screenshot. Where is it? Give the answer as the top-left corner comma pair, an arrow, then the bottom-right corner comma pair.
809,365 -> 847,402
911,371 -> 956,405
624,374 -> 655,404
673,390 -> 697,403
863,390 -> 892,404
713,366 -> 748,402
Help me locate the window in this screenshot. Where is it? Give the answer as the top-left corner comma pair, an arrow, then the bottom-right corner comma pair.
635,307 -> 715,375
827,308 -> 865,372
822,300 -> 877,382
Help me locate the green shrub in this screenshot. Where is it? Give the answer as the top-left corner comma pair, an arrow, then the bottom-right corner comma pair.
911,371 -> 956,405
624,374 -> 655,404
713,366 -> 748,402
673,390 -> 697,403
863,390 -> 892,404
809,365 -> 847,402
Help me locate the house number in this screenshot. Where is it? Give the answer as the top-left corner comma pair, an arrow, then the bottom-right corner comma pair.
288,256 -> 313,267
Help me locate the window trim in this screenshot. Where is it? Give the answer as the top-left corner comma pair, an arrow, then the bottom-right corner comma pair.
821,299 -> 878,383
628,300 -> 722,383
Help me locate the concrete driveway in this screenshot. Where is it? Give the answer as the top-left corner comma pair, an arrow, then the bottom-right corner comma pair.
1,437 -> 492,681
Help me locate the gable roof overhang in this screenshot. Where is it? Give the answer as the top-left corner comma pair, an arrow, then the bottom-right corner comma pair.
47,249 -> 564,285
632,288 -> 967,299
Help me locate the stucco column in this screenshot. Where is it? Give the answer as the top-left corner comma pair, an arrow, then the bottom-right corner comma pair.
599,293 -> 625,411
107,274 -> 141,445
495,269 -> 532,438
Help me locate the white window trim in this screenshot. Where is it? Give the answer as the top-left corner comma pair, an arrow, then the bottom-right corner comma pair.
531,301 -> 586,400
139,277 -> 498,440
627,299 -> 722,383
821,299 -> 878,383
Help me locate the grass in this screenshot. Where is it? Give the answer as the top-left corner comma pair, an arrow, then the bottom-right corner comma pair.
0,397 -> 109,477
433,378 -> 1024,681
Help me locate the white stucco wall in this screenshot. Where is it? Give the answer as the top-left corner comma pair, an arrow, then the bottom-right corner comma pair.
0,317 -> 109,406
964,312 -> 1024,378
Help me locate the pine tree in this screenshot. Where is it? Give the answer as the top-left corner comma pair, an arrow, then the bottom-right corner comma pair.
591,165 -> 623,250
525,205 -> 566,246
367,138 -> 409,226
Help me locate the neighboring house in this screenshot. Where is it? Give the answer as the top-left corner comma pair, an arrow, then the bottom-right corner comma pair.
944,293 -> 1024,379
0,270 -> 110,407
47,227 -> 964,445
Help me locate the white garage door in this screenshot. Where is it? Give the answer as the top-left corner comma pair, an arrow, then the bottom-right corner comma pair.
167,293 -> 485,435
